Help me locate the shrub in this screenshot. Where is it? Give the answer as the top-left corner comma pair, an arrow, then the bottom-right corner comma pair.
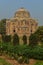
24,58 -> 29,64
18,56 -> 24,64
2,35 -> 11,43
29,34 -> 38,47
0,43 -> 43,63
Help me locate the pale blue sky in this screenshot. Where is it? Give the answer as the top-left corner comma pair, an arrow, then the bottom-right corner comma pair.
0,0 -> 43,25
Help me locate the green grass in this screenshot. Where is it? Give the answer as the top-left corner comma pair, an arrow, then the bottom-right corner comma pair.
0,58 -> 12,65
34,61 -> 43,65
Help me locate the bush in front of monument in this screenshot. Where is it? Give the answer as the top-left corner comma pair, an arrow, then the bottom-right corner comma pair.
2,35 -> 11,43
29,33 -> 38,47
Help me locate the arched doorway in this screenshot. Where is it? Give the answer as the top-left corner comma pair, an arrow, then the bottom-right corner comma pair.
22,35 -> 27,44
13,34 -> 19,45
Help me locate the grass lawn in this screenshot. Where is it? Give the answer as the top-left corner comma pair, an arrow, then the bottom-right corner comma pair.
34,61 -> 43,65
0,58 -> 12,65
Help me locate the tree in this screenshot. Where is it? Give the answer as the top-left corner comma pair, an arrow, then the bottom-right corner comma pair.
2,35 -> 11,43
35,26 -> 43,44
29,33 -> 38,47
22,35 -> 27,44
13,34 -> 19,45
0,19 -> 6,35
29,26 -> 43,47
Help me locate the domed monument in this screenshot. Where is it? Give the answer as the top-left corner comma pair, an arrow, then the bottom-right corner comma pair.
14,8 -> 30,18
6,8 -> 38,45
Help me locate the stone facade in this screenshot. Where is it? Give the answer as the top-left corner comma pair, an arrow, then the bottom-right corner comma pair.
6,8 -> 38,45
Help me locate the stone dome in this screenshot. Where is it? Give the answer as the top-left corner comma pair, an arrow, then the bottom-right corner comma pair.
14,8 -> 30,18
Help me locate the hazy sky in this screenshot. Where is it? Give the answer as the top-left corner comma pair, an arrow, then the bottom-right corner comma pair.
0,0 -> 43,25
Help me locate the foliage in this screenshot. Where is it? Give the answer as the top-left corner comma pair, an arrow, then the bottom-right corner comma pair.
0,19 -> 6,34
29,33 -> 38,47
35,26 -> 43,44
2,35 -> 11,43
0,42 -> 43,63
29,26 -> 43,46
13,34 -> 19,45
34,61 -> 43,65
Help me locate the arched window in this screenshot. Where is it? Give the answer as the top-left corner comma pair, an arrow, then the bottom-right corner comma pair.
13,30 -> 15,32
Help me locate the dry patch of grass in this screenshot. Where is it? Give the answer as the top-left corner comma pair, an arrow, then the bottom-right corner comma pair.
0,58 -> 12,65
0,56 -> 43,65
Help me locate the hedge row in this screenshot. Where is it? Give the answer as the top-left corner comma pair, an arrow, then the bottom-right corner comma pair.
0,43 -> 43,64
0,43 -> 43,60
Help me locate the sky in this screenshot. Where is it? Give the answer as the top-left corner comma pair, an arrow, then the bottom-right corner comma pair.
0,0 -> 43,26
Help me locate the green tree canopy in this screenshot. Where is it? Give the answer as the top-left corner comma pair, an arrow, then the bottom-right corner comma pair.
29,33 -> 38,47
0,19 -> 6,34
35,26 -> 43,43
